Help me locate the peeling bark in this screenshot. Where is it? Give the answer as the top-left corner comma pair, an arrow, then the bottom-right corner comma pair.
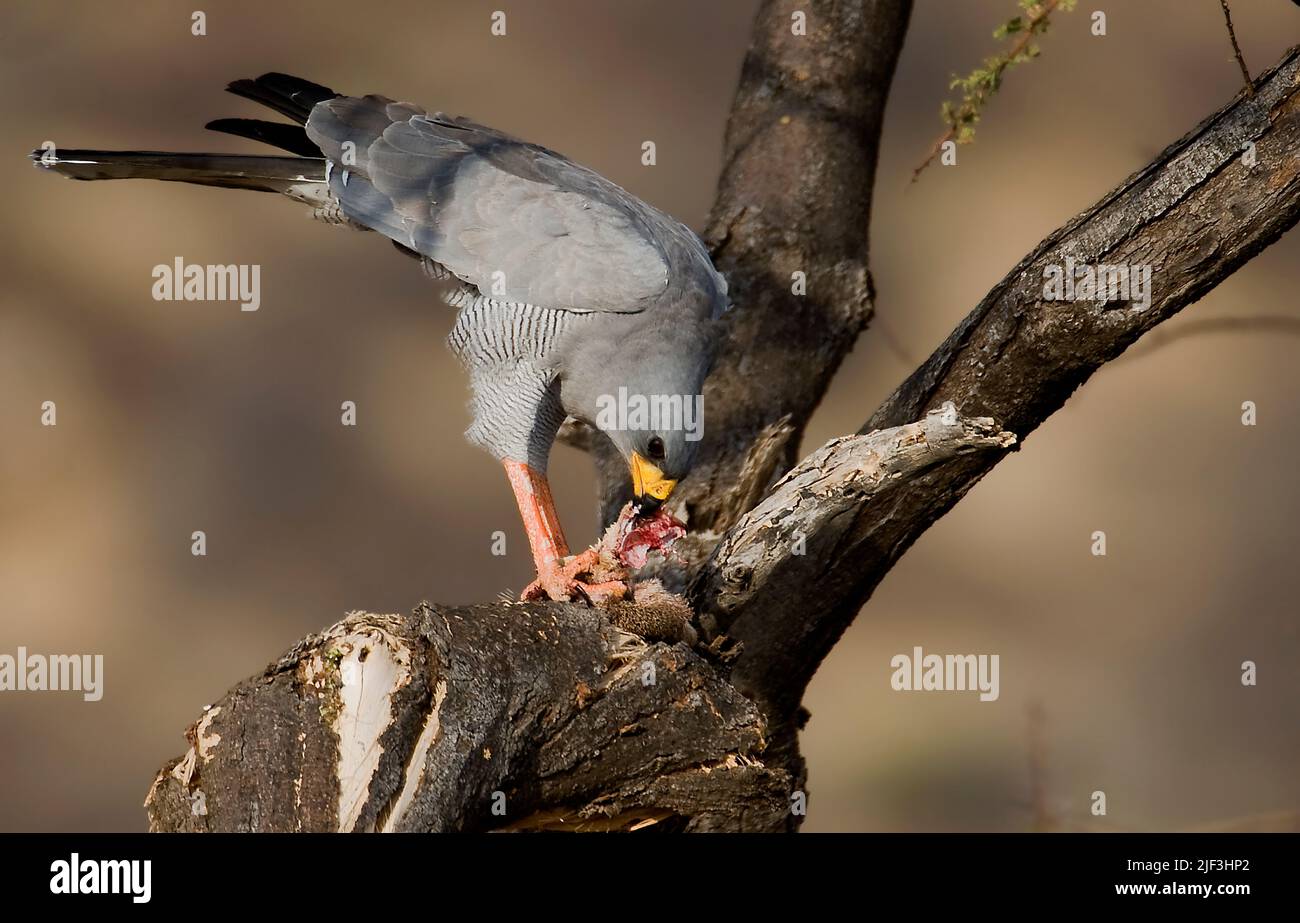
716,46 -> 1300,740
147,606 -> 787,832
695,410 -> 1017,637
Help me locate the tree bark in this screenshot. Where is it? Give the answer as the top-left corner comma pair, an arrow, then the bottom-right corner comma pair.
713,46 -> 1300,740
147,606 -> 787,832
577,0 -> 912,532
145,5 -> 1300,831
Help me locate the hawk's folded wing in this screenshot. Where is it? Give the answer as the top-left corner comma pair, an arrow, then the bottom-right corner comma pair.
306,95 -> 671,313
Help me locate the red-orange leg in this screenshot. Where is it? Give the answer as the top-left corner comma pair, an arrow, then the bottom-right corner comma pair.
503,460 -> 628,605
503,460 -> 570,573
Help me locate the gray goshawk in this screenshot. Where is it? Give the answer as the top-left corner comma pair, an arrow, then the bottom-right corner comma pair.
32,73 -> 728,603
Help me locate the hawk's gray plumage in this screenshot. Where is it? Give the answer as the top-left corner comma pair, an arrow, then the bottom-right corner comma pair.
297,88 -> 733,470
31,71 -> 726,515
307,96 -> 679,314
295,85 -> 728,474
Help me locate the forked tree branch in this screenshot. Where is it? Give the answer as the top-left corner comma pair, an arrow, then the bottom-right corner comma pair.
145,9 -> 1300,832
578,0 -> 914,532
145,410 -> 1007,833
693,409 -> 1017,637
712,46 -> 1300,735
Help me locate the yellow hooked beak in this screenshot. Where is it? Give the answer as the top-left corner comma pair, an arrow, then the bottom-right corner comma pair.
630,452 -> 677,503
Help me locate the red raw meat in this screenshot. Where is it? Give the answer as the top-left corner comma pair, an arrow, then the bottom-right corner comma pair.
615,507 -> 687,568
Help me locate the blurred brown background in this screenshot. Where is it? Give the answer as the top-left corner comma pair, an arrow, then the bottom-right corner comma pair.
1,0 -> 1297,832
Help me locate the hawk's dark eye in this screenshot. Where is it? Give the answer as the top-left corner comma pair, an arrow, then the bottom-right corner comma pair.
647,436 -> 665,460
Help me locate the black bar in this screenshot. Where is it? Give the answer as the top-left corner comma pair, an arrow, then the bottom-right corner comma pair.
0,833 -> 1292,908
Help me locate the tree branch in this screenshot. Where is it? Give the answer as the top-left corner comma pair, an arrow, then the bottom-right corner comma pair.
145,18 -> 1300,833
582,0 -> 913,531
146,2 -> 917,832
912,0 -> 1071,182
145,412 -> 1009,833
146,606 -> 788,832
693,409 -> 1016,638
1219,0 -> 1255,99
709,45 -> 1300,725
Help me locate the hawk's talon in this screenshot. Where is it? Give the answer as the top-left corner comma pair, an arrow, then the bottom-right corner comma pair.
521,552 -> 629,606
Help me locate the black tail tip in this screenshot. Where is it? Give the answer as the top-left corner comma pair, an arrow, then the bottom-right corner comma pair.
225,72 -> 338,103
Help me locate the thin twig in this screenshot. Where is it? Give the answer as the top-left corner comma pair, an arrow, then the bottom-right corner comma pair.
912,0 -> 1063,183
1219,0 -> 1255,98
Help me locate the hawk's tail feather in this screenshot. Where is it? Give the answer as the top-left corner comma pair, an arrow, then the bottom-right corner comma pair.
205,73 -> 340,159
29,148 -> 327,198
204,118 -> 322,157
224,72 -> 339,125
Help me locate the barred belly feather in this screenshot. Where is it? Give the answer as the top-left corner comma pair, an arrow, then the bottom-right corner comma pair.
445,287 -> 578,471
